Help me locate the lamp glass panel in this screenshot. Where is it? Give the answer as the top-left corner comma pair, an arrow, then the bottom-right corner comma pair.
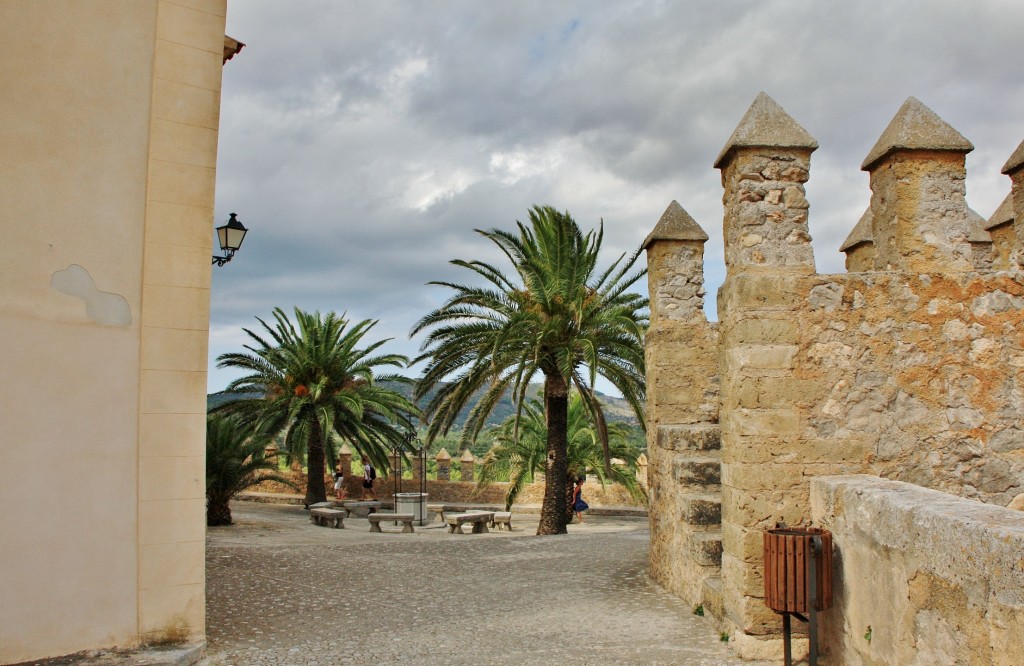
224,225 -> 247,250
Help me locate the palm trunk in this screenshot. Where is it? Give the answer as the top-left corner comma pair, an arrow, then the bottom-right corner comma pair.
305,416 -> 328,506
537,372 -> 569,535
207,494 -> 233,526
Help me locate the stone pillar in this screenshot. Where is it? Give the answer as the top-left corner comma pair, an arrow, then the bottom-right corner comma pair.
861,97 -> 974,273
642,200 -> 723,609
636,453 -> 648,487
714,92 -> 818,278
460,450 -> 475,483
1001,138 -> 1024,267
338,443 -> 353,475
435,448 -> 451,481
715,94 -> 822,659
391,449 -> 402,480
412,449 -> 424,482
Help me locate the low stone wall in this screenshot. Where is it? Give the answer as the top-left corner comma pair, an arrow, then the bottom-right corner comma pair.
811,475 -> 1024,665
250,473 -> 646,509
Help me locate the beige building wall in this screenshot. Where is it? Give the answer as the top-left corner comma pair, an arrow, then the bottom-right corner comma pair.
0,1 -> 228,662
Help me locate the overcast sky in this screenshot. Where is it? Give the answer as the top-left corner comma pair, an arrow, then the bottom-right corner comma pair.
208,0 -> 1024,393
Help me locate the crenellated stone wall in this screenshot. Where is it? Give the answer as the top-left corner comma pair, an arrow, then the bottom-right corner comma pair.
645,92 -> 1024,662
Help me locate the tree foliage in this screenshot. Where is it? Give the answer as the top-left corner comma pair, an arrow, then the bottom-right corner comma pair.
413,205 -> 647,534
215,307 -> 419,505
478,392 -> 647,510
206,413 -> 295,526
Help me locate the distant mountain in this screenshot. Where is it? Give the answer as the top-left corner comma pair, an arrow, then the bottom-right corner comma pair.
208,378 -> 640,427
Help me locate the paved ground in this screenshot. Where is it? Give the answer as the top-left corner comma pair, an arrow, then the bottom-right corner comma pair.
203,502 -> 765,666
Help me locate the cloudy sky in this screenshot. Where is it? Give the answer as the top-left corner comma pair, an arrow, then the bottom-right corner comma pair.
208,0 -> 1024,392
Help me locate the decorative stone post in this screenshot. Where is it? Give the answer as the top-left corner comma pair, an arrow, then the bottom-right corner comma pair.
643,199 -> 723,608
435,448 -> 451,482
715,93 -> 821,657
861,96 -> 974,273
391,449 -> 402,481
636,453 -> 648,487
460,449 -> 475,483
412,449 -> 424,482
714,92 -> 817,277
338,443 -> 352,475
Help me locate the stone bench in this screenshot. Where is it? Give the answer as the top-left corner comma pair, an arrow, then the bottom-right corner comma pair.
307,501 -> 337,511
446,511 -> 495,534
490,511 -> 513,531
309,508 -> 345,529
339,500 -> 382,518
367,512 -> 415,533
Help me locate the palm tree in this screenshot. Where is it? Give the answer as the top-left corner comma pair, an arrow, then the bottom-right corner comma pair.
216,307 -> 419,506
412,205 -> 647,534
206,413 -> 296,526
478,392 -> 647,510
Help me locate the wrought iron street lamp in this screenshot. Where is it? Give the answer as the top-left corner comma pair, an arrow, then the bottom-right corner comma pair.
212,213 -> 248,266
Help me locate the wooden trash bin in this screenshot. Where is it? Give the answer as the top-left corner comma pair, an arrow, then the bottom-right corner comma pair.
764,526 -> 833,613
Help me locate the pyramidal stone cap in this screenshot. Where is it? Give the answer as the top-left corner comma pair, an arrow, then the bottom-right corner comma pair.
861,97 -> 973,171
967,208 -> 991,243
643,200 -> 708,249
1001,138 -> 1024,175
714,92 -> 818,169
985,193 -> 1014,231
839,207 -> 873,252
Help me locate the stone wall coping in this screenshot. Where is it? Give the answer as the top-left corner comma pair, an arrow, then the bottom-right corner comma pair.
713,91 -> 818,169
861,96 -> 973,171
812,474 -> 1024,603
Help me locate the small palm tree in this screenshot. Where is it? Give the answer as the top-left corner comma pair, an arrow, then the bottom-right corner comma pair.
413,205 -> 647,534
478,392 -> 647,510
216,307 -> 419,506
206,413 -> 295,526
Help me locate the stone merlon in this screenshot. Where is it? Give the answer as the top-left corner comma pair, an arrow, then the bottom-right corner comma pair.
1001,138 -> 1024,175
713,92 -> 818,169
861,96 -> 973,171
643,200 -> 708,249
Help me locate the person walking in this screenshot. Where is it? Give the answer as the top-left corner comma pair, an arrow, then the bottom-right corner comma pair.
572,477 -> 589,524
361,455 -> 377,500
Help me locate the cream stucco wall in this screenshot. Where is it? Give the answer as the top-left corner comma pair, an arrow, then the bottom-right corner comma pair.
0,1 -> 227,662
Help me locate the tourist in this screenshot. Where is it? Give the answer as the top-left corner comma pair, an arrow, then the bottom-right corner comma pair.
572,477 -> 589,524
361,455 -> 377,500
333,461 -> 346,500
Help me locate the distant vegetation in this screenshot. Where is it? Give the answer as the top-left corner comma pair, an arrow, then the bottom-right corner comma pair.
209,379 -> 642,429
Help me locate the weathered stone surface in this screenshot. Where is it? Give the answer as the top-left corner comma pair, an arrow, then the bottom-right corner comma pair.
674,457 -> 722,487
656,424 -> 721,452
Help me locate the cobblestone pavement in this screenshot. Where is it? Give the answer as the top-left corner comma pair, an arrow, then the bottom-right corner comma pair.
204,502 -> 766,666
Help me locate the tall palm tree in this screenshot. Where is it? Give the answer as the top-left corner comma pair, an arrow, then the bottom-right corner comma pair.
478,392 -> 647,510
216,307 -> 418,506
412,205 -> 647,534
206,413 -> 296,526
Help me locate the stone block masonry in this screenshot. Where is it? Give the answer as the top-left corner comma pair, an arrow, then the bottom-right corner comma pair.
645,92 -> 1024,662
